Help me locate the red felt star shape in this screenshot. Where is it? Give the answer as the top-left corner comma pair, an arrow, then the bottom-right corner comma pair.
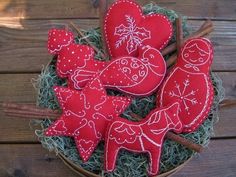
45,76 -> 131,161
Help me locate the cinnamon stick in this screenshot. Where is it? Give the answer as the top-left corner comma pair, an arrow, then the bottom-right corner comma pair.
219,99 -> 236,108
166,132 -> 203,153
2,102 -> 203,152
5,112 -> 54,119
69,22 -> 106,59
162,20 -> 214,56
176,17 -> 183,54
99,0 -> 108,58
1,102 -> 60,119
199,19 -> 213,30
129,113 -> 203,153
166,53 -> 177,68
190,25 -> 214,39
4,108 -> 59,118
168,17 -> 183,68
1,102 -> 60,114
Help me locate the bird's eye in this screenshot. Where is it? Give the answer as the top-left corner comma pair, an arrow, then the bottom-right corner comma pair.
149,54 -> 154,59
198,57 -> 204,62
184,53 -> 189,58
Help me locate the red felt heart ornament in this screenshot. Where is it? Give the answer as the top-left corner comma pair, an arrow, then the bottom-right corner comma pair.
104,0 -> 173,58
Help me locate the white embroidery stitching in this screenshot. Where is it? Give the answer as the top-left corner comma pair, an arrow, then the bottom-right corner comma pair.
114,15 -> 151,54
169,79 -> 199,114
94,96 -> 107,111
105,102 -> 182,174
98,47 -> 166,96
159,37 -> 214,132
104,0 -> 173,57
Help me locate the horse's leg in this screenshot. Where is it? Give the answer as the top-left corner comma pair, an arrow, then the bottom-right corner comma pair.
148,147 -> 161,176
105,140 -> 120,172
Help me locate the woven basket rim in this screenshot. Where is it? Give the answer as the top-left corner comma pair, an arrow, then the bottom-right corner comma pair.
58,153 -> 193,177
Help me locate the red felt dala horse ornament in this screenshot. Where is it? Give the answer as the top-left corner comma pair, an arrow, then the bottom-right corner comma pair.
157,37 -> 214,132
105,102 -> 183,176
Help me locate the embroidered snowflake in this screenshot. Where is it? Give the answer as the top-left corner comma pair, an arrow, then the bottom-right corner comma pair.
114,15 -> 151,54
169,79 -> 198,115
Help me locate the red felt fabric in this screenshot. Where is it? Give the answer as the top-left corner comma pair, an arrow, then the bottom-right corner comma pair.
48,29 -> 74,55
47,29 -> 106,85
70,45 -> 166,96
45,76 -> 131,162
47,29 -> 166,96
46,5 -> 215,175
157,37 -> 214,132
104,0 -> 173,58
104,102 -> 183,176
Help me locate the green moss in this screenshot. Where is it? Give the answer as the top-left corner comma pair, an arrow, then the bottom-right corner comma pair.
32,4 -> 224,177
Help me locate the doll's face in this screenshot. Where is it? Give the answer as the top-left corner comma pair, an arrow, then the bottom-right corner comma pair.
181,39 -> 211,66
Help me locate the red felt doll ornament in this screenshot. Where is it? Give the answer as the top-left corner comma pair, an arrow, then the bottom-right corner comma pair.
157,37 -> 214,132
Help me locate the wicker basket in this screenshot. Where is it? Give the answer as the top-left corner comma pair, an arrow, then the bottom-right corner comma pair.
34,1 -> 224,177
58,153 -> 192,177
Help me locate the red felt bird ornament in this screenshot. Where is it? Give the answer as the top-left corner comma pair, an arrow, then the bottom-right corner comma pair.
47,29 -> 166,96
